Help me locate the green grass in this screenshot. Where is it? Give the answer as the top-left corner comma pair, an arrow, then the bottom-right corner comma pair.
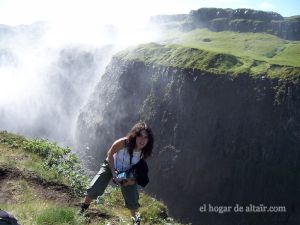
35,207 -> 85,225
0,176 -> 83,225
96,186 -> 185,225
116,42 -> 244,73
160,28 -> 300,67
284,15 -> 300,22
270,42 -> 300,66
1,203 -> 85,225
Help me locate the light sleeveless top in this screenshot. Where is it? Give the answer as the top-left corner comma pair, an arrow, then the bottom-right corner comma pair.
114,148 -> 141,172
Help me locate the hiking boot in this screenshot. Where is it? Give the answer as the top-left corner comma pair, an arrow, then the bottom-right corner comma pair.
131,214 -> 141,225
79,203 -> 90,215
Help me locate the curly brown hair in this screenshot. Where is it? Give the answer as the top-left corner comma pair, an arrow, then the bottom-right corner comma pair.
126,122 -> 154,163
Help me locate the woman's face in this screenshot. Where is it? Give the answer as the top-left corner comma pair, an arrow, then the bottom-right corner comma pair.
135,130 -> 149,150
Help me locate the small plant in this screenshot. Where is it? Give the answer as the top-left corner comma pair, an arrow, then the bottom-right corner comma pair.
273,81 -> 286,106
202,38 -> 211,42
23,139 -> 89,195
35,207 -> 85,225
0,131 -> 25,148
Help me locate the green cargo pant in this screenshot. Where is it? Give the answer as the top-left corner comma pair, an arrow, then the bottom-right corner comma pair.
86,160 -> 140,210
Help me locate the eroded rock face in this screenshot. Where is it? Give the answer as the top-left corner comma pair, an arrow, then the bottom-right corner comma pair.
151,8 -> 300,40
77,58 -> 300,225
189,8 -> 283,23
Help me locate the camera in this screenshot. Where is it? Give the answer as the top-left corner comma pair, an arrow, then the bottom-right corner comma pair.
115,171 -> 135,185
116,171 -> 128,183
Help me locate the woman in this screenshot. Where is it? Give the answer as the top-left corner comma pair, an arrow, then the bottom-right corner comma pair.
80,122 -> 154,224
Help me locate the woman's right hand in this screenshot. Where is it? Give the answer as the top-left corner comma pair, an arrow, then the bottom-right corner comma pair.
106,137 -> 127,184
112,170 -> 120,185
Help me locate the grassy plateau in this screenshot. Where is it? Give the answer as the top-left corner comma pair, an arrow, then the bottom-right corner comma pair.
116,28 -> 300,80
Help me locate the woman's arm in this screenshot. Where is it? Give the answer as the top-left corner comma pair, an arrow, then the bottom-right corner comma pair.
106,137 -> 127,177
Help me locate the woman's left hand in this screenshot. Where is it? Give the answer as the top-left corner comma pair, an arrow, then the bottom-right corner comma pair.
122,178 -> 135,186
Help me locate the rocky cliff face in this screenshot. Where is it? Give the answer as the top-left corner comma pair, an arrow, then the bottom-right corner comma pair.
77,57 -> 300,225
151,8 -> 300,40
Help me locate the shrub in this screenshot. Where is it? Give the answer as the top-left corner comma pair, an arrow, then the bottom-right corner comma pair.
23,139 -> 89,195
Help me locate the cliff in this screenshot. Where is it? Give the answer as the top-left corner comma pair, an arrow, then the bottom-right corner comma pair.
76,43 -> 300,224
150,8 -> 300,40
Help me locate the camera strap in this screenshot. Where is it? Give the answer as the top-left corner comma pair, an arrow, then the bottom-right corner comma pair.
116,147 -> 129,173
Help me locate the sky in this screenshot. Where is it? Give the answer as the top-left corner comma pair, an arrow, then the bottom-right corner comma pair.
0,0 -> 299,26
